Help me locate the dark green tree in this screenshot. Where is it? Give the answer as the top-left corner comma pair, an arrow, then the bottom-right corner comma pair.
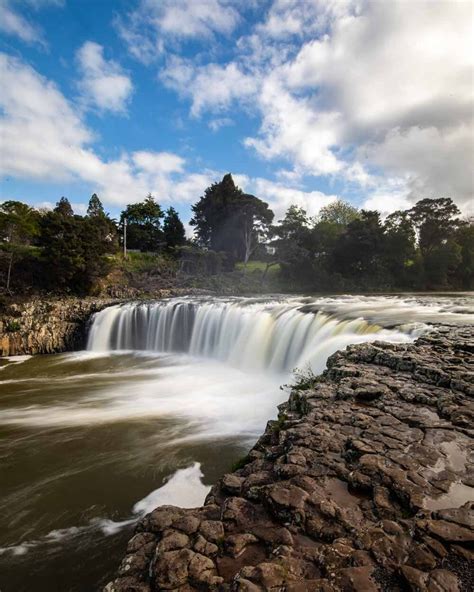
86,193 -> 118,253
0,201 -> 40,292
54,196 -> 74,217
163,207 -> 186,250
409,198 -> 461,254
383,211 -> 417,287
454,220 -> 474,289
120,194 -> 164,252
190,174 -> 274,262
409,198 -> 462,287
87,193 -> 106,217
332,210 -> 386,284
39,207 -> 112,293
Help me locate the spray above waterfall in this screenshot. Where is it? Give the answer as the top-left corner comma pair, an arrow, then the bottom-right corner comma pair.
87,297 -> 416,375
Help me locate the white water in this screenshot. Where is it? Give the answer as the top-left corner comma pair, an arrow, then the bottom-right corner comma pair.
87,297 -> 416,374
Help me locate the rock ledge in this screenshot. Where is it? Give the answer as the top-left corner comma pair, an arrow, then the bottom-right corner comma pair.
105,327 -> 474,592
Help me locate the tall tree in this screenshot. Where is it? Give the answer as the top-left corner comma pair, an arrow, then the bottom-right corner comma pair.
383,211 -> 417,287
54,196 -> 74,217
0,201 -> 40,292
454,219 -> 474,288
86,193 -> 118,253
163,207 -> 186,250
409,198 -> 461,254
238,194 -> 274,266
318,200 -> 360,226
333,210 -> 386,283
87,193 -> 106,218
120,194 -> 164,252
190,174 -> 273,261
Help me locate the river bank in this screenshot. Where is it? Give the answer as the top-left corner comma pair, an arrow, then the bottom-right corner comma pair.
104,326 -> 474,592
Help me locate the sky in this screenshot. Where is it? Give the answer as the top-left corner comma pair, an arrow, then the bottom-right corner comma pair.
0,0 -> 473,228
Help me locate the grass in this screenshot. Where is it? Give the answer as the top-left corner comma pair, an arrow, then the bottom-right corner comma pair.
108,252 -> 176,274
235,260 -> 281,276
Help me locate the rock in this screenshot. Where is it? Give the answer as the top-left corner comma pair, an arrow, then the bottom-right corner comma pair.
222,473 -> 244,494
427,569 -> 460,591
104,327 -> 474,592
198,520 -> 224,543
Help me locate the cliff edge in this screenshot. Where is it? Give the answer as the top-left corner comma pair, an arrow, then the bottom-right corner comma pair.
104,327 -> 473,592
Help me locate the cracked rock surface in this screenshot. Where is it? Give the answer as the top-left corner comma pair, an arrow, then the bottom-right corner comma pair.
104,327 -> 474,591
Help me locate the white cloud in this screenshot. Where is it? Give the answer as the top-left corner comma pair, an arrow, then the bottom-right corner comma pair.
208,117 -> 234,132
233,174 -> 338,220
132,151 -> 184,175
0,52 -> 215,207
0,0 -> 62,46
244,75 -> 344,176
76,41 -> 133,114
116,0 -> 240,64
170,0 -> 472,213
161,57 -> 257,117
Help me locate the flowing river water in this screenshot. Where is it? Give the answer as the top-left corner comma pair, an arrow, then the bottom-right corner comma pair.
0,294 -> 473,591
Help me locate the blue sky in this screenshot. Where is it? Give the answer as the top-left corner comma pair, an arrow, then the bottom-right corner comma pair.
0,0 -> 472,227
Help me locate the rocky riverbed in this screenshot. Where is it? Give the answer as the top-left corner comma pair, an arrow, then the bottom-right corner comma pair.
104,326 -> 474,592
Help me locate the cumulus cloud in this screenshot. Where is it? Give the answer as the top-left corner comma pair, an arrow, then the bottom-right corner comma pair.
116,0 -> 240,63
161,0 -> 473,214
0,52 -> 214,206
76,41 -> 133,114
161,57 -> 257,117
233,175 -> 338,220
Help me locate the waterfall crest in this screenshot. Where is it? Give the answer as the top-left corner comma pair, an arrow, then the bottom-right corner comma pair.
87,298 -> 412,374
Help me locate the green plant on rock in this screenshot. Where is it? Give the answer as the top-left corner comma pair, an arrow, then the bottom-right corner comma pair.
5,320 -> 21,332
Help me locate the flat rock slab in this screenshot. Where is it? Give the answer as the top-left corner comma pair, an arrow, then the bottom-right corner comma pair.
104,327 -> 474,592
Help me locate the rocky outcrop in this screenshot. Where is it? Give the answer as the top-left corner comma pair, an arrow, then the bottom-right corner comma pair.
105,327 -> 474,592
0,289 -> 195,356
0,297 -> 124,356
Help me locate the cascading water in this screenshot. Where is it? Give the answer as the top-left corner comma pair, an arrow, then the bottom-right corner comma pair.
6,293 -> 471,592
87,298 -> 413,375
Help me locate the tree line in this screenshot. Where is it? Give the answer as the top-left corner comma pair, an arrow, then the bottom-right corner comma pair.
0,173 -> 472,295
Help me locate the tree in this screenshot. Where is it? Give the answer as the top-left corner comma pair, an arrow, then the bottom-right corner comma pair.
318,200 -> 360,226
39,209 -> 112,293
269,206 -> 314,285
238,194 -> 274,267
454,220 -> 474,289
383,211 -> 417,287
120,194 -> 164,252
409,198 -> 461,254
87,193 -> 106,218
332,210 -> 386,284
163,207 -> 186,250
54,196 -> 74,217
190,174 -> 273,262
0,201 -> 40,292
86,193 -> 118,253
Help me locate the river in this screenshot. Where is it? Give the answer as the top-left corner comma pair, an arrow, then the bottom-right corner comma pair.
0,294 -> 472,591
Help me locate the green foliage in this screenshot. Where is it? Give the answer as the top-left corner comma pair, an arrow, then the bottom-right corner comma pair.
318,199 -> 360,226
231,454 -> 250,472
190,174 -> 274,263
54,197 -> 74,217
163,207 -> 186,250
38,208 -> 112,294
121,194 -> 164,252
87,193 -> 106,218
5,320 -> 21,332
267,197 -> 471,291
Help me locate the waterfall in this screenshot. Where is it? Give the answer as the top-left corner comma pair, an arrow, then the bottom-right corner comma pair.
87,298 -> 413,374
